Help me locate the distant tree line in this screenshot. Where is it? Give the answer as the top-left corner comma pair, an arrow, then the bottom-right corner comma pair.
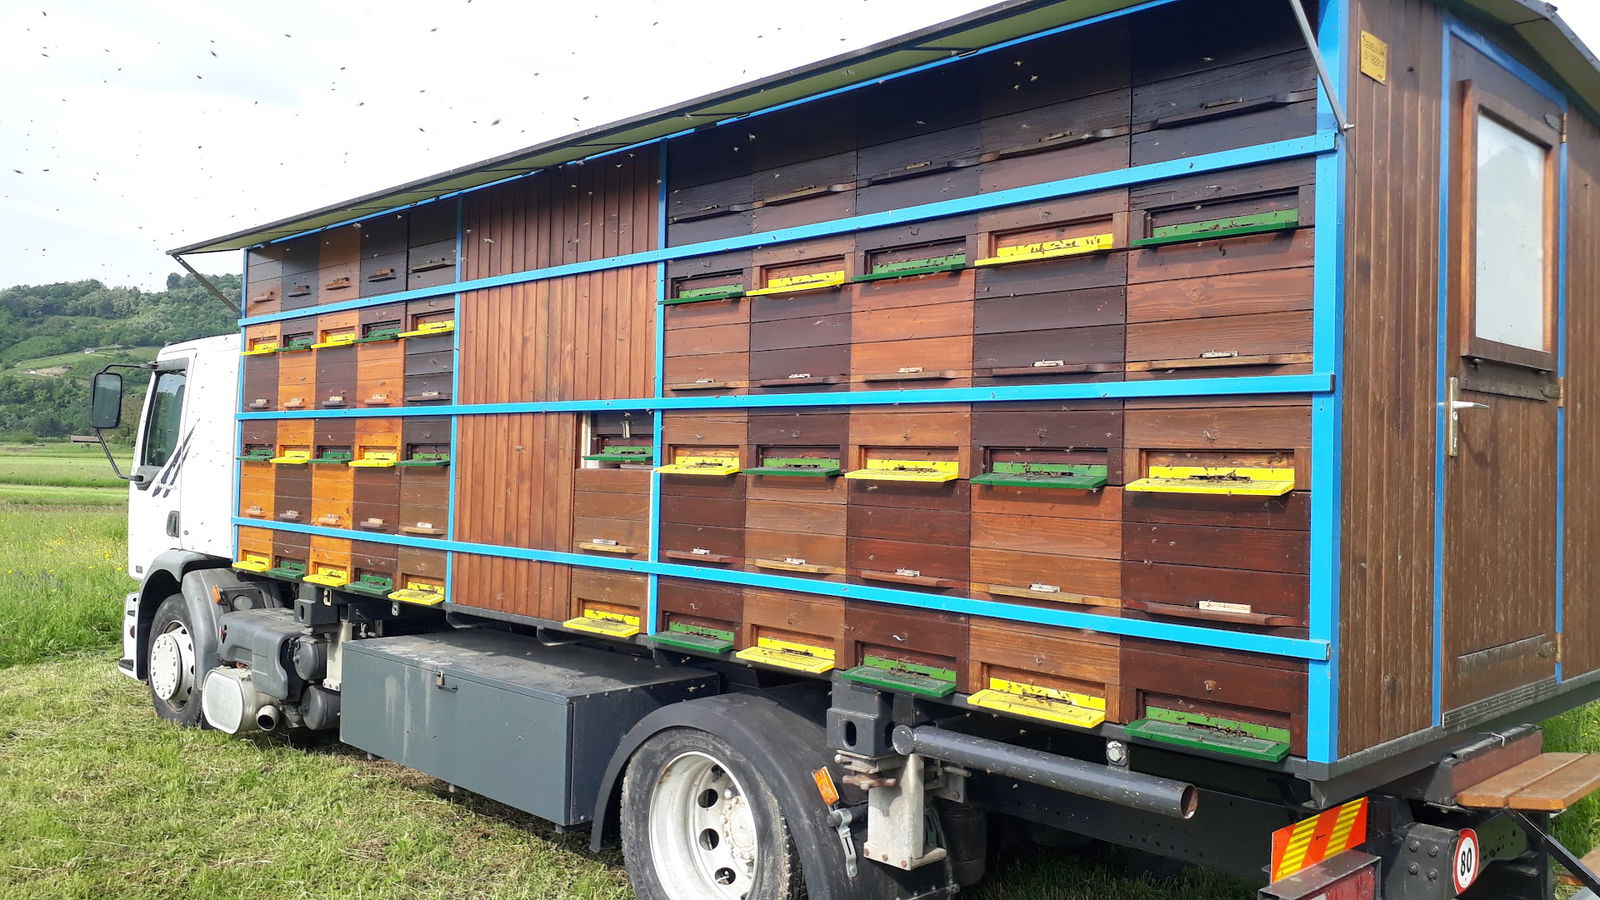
0,274 -> 239,443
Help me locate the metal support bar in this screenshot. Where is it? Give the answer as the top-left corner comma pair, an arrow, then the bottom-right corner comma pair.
1288,0 -> 1353,133
170,253 -> 241,315
891,725 -> 1197,820
1512,811 -> 1600,894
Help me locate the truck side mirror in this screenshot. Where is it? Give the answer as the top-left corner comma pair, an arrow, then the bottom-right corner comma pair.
89,372 -> 124,429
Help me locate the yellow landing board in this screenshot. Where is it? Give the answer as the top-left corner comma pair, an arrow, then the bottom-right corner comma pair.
843,459 -> 959,483
562,609 -> 641,638
967,678 -> 1107,729
735,638 -> 836,674
1125,466 -> 1295,496
974,232 -> 1114,266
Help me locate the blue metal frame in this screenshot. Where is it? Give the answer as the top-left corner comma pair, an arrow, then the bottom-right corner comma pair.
647,143 -> 668,635
445,196 -> 464,601
237,372 -> 1333,420
240,134 -> 1339,328
1430,17 -> 1570,724
230,514 -> 1328,661
1305,0 -> 1349,766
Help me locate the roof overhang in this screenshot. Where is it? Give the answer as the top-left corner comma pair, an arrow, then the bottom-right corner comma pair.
172,0 -> 1600,257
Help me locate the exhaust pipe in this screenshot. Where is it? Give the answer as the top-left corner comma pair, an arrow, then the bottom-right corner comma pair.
256,705 -> 280,732
891,725 -> 1198,820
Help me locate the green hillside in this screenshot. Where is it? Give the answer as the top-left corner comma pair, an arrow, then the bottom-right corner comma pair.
0,274 -> 239,442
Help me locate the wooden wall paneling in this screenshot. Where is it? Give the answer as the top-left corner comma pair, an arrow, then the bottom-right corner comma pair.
395,545 -> 448,599
451,553 -> 571,621
572,467 -> 651,560
980,90 -> 1134,192
270,528 -> 310,576
976,17 -> 1131,119
279,234 -> 319,310
394,416 -> 454,539
454,413 -> 576,554
245,245 -> 283,315
1122,638 -> 1309,755
402,297 -> 455,406
458,270 -> 656,404
967,620 -> 1123,722
1565,114 -> 1600,676
1338,0 -> 1444,755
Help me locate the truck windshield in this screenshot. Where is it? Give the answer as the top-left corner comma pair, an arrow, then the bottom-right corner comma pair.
140,371 -> 187,469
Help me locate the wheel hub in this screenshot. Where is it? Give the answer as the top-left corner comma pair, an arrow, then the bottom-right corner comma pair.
150,624 -> 195,704
648,751 -> 760,900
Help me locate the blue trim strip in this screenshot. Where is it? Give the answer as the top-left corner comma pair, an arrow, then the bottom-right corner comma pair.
647,143 -> 668,635
445,196 -> 464,600
1447,20 -> 1566,105
230,516 -> 1330,661
1431,24 -> 1454,725
1556,135 -> 1570,682
252,0 -> 1190,253
237,372 -> 1333,420
1305,0 -> 1348,766
240,133 -> 1339,326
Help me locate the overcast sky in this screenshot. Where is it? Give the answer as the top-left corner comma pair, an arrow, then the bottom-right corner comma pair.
3,0 -> 1600,292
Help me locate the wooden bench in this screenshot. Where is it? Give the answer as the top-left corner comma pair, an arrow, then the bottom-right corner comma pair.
1456,752 -> 1600,811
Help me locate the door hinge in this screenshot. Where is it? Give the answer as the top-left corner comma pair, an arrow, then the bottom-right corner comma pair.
1541,377 -> 1565,406
1562,112 -> 1570,144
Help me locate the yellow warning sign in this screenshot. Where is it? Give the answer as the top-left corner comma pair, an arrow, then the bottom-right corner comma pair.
1361,32 -> 1389,84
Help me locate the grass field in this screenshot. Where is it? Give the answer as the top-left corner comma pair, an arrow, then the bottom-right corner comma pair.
0,442 -> 1595,899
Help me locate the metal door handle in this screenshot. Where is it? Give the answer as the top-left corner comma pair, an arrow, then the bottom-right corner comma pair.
1451,401 -> 1490,411
1447,377 -> 1489,458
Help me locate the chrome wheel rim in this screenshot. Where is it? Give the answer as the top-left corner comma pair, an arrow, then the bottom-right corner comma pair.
149,621 -> 195,706
647,750 -> 759,900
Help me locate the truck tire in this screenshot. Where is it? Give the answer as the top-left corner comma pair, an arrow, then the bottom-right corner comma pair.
147,593 -> 216,728
620,726 -> 804,900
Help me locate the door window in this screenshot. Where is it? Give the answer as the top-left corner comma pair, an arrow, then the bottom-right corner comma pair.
1461,83 -> 1558,370
140,371 -> 187,468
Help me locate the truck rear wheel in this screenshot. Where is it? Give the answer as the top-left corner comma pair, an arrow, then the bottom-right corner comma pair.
147,594 -> 214,728
620,727 -> 804,900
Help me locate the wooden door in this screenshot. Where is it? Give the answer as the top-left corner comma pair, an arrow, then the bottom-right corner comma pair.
1441,37 -> 1564,715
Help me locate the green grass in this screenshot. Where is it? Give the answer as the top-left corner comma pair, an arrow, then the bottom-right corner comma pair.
0,444 -> 128,489
10,345 -> 160,375
0,504 -> 129,668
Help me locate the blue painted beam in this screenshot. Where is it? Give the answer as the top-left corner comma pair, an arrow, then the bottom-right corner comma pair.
240,133 -> 1339,327
230,516 -> 1330,662
237,372 -> 1334,420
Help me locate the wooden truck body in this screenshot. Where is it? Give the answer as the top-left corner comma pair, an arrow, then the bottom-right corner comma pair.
125,0 -> 1600,895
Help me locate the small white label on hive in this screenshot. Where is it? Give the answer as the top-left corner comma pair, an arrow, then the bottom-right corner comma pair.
784,557 -> 806,566
592,538 -> 618,546
788,373 -> 811,380
1032,359 -> 1064,368
417,521 -> 434,530
1029,583 -> 1060,594
895,568 -> 921,577
1199,600 -> 1252,614
691,547 -> 711,556
1199,350 -> 1238,359
897,366 -> 924,374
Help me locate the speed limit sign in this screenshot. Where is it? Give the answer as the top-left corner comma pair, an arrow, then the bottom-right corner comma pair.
1453,828 -> 1480,894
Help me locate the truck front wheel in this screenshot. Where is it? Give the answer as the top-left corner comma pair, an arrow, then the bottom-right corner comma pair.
147,594 -> 215,727
620,727 -> 804,900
